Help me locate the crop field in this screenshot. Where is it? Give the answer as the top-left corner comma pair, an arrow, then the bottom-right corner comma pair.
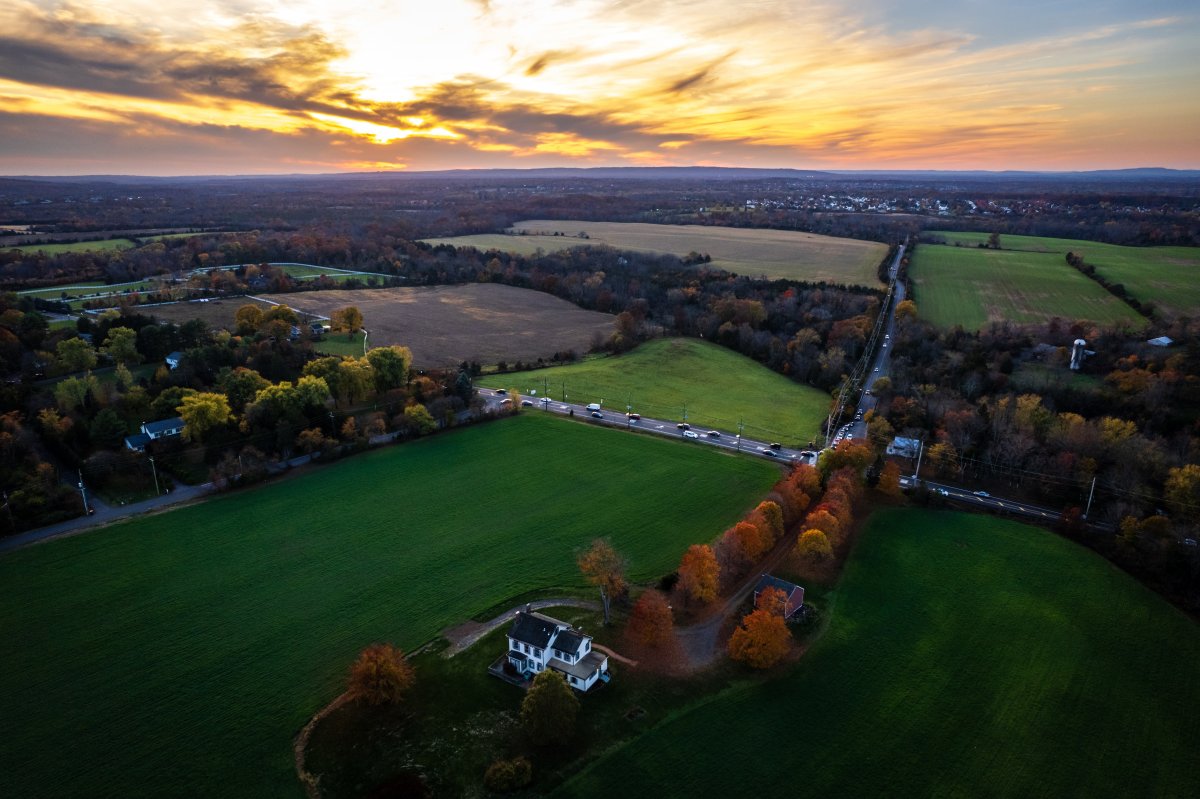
20,278 -> 165,306
480,338 -> 829,445
909,243 -> 1145,329
425,220 -> 889,286
0,414 -> 779,798
262,283 -> 615,367
559,508 -> 1200,799
929,231 -> 1200,318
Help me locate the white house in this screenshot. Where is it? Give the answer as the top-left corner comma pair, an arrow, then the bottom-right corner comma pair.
124,416 -> 185,451
165,351 -> 184,370
505,609 -> 609,691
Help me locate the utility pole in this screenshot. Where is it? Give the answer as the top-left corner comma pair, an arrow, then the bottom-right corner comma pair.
912,439 -> 924,481
737,419 -> 745,450
77,469 -> 91,516
1083,476 -> 1097,519
562,381 -> 566,402
149,456 -> 161,496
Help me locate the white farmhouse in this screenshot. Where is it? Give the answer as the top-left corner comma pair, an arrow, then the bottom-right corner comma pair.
505,609 -> 609,691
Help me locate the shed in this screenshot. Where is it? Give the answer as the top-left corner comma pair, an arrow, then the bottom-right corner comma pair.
753,574 -> 805,619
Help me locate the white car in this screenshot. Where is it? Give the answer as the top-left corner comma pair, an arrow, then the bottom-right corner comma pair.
539,397 -> 550,404
683,430 -> 699,439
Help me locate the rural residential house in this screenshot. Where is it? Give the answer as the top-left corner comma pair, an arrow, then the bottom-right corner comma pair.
753,574 -> 805,619
886,436 -> 921,458
505,608 -> 609,691
124,416 -> 185,451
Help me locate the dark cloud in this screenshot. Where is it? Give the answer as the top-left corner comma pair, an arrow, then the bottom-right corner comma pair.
661,51 -> 736,95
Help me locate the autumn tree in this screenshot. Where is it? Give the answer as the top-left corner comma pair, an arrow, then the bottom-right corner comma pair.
728,607 -> 791,669
56,337 -> 97,373
678,544 -> 719,605
54,375 -> 95,411
337,357 -> 375,404
794,529 -> 833,561
177,392 -> 232,442
752,500 -> 784,544
101,326 -> 140,366
626,590 -> 674,649
1165,464 -> 1200,513
403,403 -> 438,434
894,299 -> 918,321
877,461 -> 902,497
521,670 -> 579,746
755,585 -> 788,616
347,643 -> 415,705
578,538 -> 627,625
331,306 -> 364,340
804,508 -> 841,542
234,303 -> 264,335
366,345 -> 412,392
219,367 -> 270,414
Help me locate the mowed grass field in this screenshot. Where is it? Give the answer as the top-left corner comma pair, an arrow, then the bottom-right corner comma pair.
263,283 -> 615,367
0,414 -> 779,798
931,231 -> 1200,317
910,243 -> 1145,329
4,237 -> 137,254
479,338 -> 829,445
559,509 -> 1200,799
425,220 -> 889,286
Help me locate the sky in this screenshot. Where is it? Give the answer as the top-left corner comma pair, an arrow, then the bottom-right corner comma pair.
0,0 -> 1197,175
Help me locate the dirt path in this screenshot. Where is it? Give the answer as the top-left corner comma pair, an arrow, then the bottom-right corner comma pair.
294,691 -> 351,799
675,530 -> 801,670
441,598 -> 601,657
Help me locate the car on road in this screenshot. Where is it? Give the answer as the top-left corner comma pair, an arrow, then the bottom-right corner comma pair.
590,411 -> 603,419
769,442 -> 782,450
800,450 -> 815,456
683,430 -> 699,439
520,399 -> 533,406
495,388 -> 507,395
864,389 -> 872,396
973,490 -> 990,498
882,342 -> 888,348
676,422 -> 690,430
937,488 -> 949,496
539,397 -> 550,405
759,448 -> 777,457
706,430 -> 720,438
626,412 -> 640,420
873,366 -> 880,372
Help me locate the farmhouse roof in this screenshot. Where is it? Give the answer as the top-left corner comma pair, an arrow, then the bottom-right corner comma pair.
124,433 -> 151,450
508,610 -> 564,649
553,629 -> 586,654
143,416 -> 184,436
550,650 -> 606,681
166,351 -> 183,362
1147,336 -> 1174,347
754,574 -> 801,597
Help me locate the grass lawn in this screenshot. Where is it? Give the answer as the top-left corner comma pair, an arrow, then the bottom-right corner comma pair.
426,221 -> 889,287
558,509 -> 1200,799
910,243 -> 1145,330
0,414 -> 779,798
479,338 -> 830,445
314,331 -> 367,357
5,237 -> 137,254
929,232 -> 1200,318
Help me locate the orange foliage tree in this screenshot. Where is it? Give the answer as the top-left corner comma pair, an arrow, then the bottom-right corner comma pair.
755,585 -> 788,616
878,461 -> 903,497
626,590 -> 675,649
728,607 -> 791,669
804,507 -> 841,542
577,538 -> 628,626
751,500 -> 784,546
348,643 -> 415,705
794,529 -> 833,561
678,544 -> 719,605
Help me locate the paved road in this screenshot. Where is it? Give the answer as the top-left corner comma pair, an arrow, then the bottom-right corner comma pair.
478,389 -> 819,467
900,476 -> 1065,523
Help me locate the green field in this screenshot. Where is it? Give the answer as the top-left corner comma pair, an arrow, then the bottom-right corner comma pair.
910,242 -> 1145,330
478,338 -> 830,445
425,220 -> 889,286
930,232 -> 1200,318
19,278 -> 162,304
5,237 -> 137,254
559,509 -> 1200,798
0,414 -> 778,797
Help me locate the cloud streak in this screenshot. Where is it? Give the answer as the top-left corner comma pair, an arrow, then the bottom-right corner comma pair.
0,0 -> 1194,173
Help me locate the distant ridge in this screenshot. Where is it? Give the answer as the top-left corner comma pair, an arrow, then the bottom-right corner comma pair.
2,166 -> 1197,184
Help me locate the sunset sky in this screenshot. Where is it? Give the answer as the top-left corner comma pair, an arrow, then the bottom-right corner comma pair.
1,0 -> 1197,175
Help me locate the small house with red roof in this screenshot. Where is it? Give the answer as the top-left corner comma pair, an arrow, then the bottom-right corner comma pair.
753,574 -> 805,619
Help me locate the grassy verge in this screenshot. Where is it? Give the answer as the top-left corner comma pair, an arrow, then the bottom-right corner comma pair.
479,338 -> 829,445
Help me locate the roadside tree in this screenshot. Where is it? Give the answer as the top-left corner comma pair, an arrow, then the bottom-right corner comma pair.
678,544 -> 719,605
626,590 -> 674,649
177,392 -> 231,442
728,606 -> 791,669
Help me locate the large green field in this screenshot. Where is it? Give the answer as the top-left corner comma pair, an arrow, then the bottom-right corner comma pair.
4,237 -> 137,254
478,338 -> 830,445
0,415 -> 778,798
930,231 -> 1200,318
559,509 -> 1200,798
910,242 -> 1146,329
425,220 -> 889,286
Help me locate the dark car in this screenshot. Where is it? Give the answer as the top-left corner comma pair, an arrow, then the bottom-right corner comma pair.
495,388 -> 507,395
676,422 -> 690,430
769,442 -> 782,450
760,448 -> 777,457
707,430 -> 720,438
591,411 -> 603,419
